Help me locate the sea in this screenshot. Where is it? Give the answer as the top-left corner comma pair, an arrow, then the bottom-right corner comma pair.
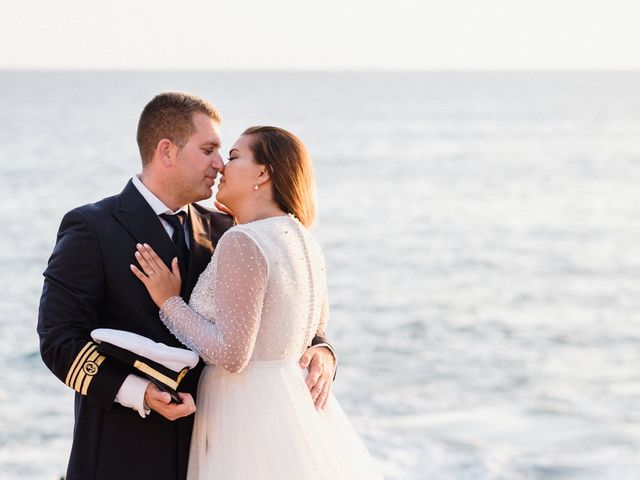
1,71 -> 640,479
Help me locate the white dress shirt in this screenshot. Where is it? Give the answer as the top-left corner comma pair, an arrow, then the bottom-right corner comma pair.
131,174 -> 190,245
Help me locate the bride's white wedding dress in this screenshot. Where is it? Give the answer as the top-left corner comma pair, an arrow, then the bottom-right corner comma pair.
159,215 -> 383,479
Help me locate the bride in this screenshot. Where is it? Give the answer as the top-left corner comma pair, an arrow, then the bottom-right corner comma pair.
131,126 -> 383,479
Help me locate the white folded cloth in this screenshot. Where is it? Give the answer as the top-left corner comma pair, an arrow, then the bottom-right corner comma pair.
91,328 -> 199,372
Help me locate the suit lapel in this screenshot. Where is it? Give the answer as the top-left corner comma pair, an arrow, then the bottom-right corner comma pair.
112,180 -> 178,268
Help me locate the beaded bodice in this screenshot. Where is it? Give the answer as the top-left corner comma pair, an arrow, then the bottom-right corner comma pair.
160,215 -> 328,373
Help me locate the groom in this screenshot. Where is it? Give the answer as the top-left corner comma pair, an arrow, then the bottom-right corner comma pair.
37,92 -> 336,480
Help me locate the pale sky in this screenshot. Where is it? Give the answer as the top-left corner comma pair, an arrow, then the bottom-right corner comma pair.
2,0 -> 640,70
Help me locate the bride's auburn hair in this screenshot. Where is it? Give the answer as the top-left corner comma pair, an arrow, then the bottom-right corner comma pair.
243,126 -> 317,227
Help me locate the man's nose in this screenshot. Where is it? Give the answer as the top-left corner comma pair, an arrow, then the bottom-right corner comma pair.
212,152 -> 224,170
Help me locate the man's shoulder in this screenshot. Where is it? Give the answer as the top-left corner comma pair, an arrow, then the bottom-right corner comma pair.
79,191 -> 121,211
66,191 -> 121,220
59,181 -> 139,232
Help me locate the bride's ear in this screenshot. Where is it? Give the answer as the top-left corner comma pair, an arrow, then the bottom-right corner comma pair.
256,169 -> 270,186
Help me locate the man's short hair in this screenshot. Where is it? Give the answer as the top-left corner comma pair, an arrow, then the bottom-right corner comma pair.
137,92 -> 221,166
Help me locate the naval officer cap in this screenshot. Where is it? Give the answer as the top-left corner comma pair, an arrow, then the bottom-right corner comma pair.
91,328 -> 199,403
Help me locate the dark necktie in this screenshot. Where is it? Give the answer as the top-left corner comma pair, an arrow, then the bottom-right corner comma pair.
159,212 -> 190,284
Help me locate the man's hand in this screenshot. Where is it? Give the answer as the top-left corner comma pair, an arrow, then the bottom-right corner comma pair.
299,346 -> 336,410
144,383 -> 196,421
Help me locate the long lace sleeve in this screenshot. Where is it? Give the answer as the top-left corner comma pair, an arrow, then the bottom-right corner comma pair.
317,291 -> 329,336
159,230 -> 267,373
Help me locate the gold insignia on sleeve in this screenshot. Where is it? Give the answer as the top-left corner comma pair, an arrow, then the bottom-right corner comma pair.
84,361 -> 98,376
65,342 -> 106,395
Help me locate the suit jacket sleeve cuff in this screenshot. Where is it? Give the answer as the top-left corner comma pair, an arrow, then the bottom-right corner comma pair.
85,355 -> 133,409
308,342 -> 337,362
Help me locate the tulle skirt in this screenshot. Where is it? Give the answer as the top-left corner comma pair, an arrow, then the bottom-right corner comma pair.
187,358 -> 383,479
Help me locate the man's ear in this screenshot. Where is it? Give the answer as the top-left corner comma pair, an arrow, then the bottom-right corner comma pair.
156,138 -> 177,166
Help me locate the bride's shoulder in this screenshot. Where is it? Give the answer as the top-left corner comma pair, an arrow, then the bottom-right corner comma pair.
219,214 -> 318,250
217,221 -> 274,251
218,224 -> 259,245
214,227 -> 268,267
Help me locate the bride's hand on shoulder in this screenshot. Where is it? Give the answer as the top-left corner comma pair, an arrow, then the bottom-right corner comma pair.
214,200 -> 234,217
130,243 -> 182,308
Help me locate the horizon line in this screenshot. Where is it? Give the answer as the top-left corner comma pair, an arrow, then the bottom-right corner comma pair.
2,67 -> 640,73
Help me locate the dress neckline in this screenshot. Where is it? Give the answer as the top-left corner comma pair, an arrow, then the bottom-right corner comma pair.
237,213 -> 296,227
